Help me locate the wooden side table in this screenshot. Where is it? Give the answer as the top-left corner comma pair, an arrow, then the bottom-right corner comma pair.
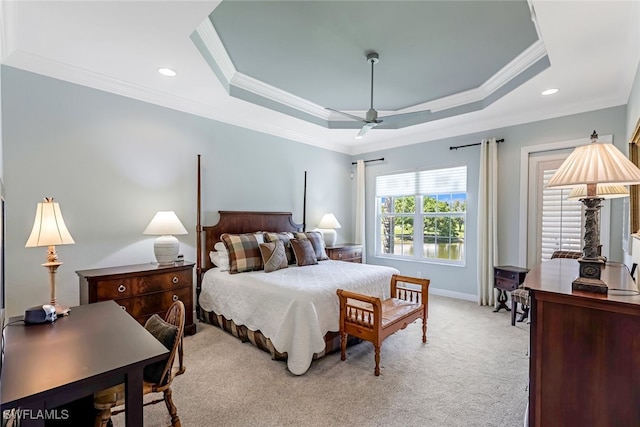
493,265 -> 529,319
325,244 -> 363,263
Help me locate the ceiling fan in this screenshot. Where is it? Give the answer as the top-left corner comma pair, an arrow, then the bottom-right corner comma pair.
327,51 -> 430,139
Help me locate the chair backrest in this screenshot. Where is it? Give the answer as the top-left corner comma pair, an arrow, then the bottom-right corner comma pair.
550,250 -> 582,260
157,300 -> 185,386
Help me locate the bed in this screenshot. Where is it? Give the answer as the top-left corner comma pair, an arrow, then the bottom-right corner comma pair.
195,159 -> 399,375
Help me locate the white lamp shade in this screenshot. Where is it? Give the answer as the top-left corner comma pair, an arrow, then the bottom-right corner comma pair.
143,211 -> 188,236
567,184 -> 629,200
144,211 -> 187,265
317,213 -> 342,229
547,142 -> 640,188
25,198 -> 75,247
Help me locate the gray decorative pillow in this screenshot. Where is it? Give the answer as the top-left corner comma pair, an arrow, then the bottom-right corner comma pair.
259,240 -> 289,273
264,231 -> 296,264
294,231 -> 329,260
290,238 -> 318,266
143,314 -> 178,385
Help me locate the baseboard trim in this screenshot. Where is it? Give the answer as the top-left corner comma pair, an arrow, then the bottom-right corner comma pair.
429,287 -> 477,302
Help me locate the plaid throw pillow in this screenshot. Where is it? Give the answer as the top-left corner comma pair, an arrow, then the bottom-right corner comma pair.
294,231 -> 329,260
221,233 -> 263,274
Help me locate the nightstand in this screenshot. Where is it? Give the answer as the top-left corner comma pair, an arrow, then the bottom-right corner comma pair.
76,262 -> 196,335
325,244 -> 363,263
493,265 -> 529,320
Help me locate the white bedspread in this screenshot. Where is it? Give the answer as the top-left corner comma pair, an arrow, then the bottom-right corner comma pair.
199,260 -> 399,375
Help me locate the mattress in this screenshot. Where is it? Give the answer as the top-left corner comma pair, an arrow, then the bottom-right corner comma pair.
199,260 -> 399,375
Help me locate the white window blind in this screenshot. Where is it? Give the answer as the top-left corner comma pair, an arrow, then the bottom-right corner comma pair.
540,169 -> 583,261
376,166 -> 467,196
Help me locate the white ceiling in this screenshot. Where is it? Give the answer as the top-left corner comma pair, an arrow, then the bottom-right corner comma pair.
1,1 -> 639,155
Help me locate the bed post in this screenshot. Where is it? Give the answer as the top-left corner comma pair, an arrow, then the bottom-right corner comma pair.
303,170 -> 307,232
196,154 -> 203,321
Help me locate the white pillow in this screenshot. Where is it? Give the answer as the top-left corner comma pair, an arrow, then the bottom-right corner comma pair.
214,242 -> 226,252
209,251 -> 230,271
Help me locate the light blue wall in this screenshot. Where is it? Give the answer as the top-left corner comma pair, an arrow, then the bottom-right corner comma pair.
1,66 -> 352,316
355,106 -> 628,300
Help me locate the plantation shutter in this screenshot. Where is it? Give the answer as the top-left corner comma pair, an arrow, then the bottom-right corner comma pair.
540,169 -> 583,261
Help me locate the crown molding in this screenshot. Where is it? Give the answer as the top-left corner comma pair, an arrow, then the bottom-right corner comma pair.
195,15 -> 549,128
0,0 -> 17,63
3,49 -> 350,154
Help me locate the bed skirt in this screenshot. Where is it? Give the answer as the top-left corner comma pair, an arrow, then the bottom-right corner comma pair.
198,308 -> 359,363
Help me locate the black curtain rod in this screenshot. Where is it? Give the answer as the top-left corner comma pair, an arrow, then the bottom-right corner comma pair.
450,139 -> 504,150
351,157 -> 385,165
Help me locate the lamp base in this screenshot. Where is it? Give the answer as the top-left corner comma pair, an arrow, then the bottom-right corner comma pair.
572,257 -> 607,294
154,235 -> 179,265
51,302 -> 70,316
318,229 -> 337,247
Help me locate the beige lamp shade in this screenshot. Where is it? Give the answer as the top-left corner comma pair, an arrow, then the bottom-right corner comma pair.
317,213 -> 342,229
143,211 -> 187,265
567,184 -> 629,200
25,198 -> 75,248
143,211 -> 188,236
547,141 -> 640,188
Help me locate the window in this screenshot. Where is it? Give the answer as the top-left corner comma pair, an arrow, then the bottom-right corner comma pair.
376,166 -> 467,263
539,168 -> 583,261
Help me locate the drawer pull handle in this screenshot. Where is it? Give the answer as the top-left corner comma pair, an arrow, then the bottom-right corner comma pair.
120,305 -> 126,311
338,253 -> 343,258
172,276 -> 179,284
118,284 -> 127,293
172,294 -> 179,302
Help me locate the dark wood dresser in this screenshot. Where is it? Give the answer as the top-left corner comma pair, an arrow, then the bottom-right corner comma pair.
325,244 -> 363,263
524,258 -> 640,426
77,262 -> 196,335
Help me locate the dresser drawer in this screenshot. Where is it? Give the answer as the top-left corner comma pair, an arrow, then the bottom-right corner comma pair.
116,286 -> 192,319
495,269 -> 519,281
327,245 -> 363,262
95,269 -> 191,300
495,277 -> 518,292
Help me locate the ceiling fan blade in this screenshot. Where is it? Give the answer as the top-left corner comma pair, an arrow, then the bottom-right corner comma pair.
355,122 -> 378,139
379,109 -> 431,123
326,108 -> 367,123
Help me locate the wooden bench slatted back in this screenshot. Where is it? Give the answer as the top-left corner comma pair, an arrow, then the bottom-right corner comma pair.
337,274 -> 430,376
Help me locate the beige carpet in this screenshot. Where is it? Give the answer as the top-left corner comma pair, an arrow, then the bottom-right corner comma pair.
113,295 -> 529,427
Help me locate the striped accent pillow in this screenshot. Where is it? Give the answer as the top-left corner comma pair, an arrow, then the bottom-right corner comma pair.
221,233 -> 263,274
258,240 -> 288,273
294,231 -> 329,260
264,232 -> 295,264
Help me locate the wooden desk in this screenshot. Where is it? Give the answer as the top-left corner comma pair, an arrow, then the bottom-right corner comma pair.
1,301 -> 168,426
524,259 -> 640,427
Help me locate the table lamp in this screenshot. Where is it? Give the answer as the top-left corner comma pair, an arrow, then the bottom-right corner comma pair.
547,131 -> 640,293
25,197 -> 75,315
143,211 -> 188,265
317,213 -> 342,247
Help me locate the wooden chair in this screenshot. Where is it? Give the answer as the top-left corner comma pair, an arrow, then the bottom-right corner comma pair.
94,300 -> 186,427
511,250 -> 582,324
336,274 -> 430,376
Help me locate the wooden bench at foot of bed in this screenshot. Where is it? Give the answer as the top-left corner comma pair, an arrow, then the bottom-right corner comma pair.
336,274 -> 430,376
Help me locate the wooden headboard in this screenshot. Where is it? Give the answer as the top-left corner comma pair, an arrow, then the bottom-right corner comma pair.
202,211 -> 302,271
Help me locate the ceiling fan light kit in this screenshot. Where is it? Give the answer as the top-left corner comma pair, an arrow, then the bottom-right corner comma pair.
327,51 -> 430,140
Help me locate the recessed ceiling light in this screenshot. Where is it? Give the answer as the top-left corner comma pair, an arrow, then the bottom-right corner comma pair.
541,88 -> 559,96
158,68 -> 177,77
